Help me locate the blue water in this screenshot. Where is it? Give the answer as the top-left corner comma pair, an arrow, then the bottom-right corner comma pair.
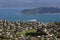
0,9 -> 60,22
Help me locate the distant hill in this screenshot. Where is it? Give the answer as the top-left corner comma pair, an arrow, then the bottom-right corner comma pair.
20,7 -> 60,14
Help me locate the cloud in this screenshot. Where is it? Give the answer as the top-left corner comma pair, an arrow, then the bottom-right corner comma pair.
0,0 -> 60,8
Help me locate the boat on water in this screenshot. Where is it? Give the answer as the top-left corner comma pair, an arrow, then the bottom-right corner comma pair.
27,19 -> 37,22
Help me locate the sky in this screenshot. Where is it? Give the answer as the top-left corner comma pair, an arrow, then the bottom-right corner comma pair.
0,0 -> 60,8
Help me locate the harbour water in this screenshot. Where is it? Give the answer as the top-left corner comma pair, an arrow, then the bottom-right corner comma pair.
0,8 -> 60,22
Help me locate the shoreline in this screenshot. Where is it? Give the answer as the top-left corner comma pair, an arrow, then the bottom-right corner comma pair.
0,19 -> 60,23
22,13 -> 60,15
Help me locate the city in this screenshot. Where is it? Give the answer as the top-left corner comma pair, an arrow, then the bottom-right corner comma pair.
0,20 -> 60,40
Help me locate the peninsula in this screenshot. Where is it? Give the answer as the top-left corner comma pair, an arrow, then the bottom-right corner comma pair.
20,7 -> 60,14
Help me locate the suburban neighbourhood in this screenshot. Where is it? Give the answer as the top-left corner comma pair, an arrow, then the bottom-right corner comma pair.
0,20 -> 60,40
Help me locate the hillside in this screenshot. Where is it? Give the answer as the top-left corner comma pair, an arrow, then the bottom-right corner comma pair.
20,7 -> 60,14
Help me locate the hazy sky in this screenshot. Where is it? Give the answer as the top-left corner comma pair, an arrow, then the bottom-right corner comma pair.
0,0 -> 60,8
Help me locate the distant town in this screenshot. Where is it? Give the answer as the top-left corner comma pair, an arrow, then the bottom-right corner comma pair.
20,7 -> 60,14
0,19 -> 60,40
